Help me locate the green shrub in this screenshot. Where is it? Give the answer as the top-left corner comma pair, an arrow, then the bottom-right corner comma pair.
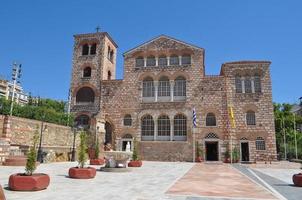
232,147 -> 240,162
25,127 -> 39,175
132,138 -> 139,161
196,141 -> 203,158
78,131 -> 88,168
95,138 -> 100,159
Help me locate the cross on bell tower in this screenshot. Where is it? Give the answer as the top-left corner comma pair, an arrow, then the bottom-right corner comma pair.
96,26 -> 101,33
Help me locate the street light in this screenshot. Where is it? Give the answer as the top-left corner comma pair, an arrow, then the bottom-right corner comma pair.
71,123 -> 83,162
37,115 -> 47,163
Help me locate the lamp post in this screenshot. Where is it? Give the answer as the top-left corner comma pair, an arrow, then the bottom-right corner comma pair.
37,116 -> 47,163
10,62 -> 22,116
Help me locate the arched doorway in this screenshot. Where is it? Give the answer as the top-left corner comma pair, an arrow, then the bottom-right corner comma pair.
105,122 -> 113,145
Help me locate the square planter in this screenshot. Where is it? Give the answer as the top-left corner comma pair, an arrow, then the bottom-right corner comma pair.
293,173 -> 302,187
8,173 -> 50,191
68,167 -> 96,179
128,160 -> 142,167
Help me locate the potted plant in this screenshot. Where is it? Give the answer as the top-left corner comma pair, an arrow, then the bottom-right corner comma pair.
0,184 -> 6,200
69,131 -> 96,179
90,138 -> 105,165
8,129 -> 50,191
224,148 -> 231,163
195,141 -> 203,162
232,147 -> 240,163
128,138 -> 142,167
293,171 -> 302,187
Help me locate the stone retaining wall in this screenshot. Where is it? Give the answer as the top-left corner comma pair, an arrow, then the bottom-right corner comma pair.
0,115 -> 79,163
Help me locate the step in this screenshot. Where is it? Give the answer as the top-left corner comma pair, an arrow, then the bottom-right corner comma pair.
3,156 -> 27,166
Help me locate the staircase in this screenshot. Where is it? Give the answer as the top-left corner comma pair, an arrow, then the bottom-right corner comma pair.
2,145 -> 27,166
0,139 -> 10,165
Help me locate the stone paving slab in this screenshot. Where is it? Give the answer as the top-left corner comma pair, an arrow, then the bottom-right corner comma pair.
166,163 -> 278,200
252,168 -> 302,200
0,161 -> 194,200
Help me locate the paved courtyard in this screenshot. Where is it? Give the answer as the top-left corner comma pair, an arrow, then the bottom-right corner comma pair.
0,161 -> 301,200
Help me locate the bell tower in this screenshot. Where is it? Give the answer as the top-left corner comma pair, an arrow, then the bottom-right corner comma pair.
69,30 -> 118,128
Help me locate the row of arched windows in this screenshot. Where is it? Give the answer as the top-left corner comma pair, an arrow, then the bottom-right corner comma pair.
82,43 -> 97,56
141,114 -> 187,141
142,76 -> 186,102
136,54 -> 191,68
235,74 -> 261,94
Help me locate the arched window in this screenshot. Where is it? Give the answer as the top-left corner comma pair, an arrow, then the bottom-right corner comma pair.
246,110 -> 256,125
169,55 -> 179,65
109,50 -> 114,62
90,43 -> 96,55
123,114 -> 132,126
235,75 -> 242,93
254,73 -> 261,93
181,54 -> 191,65
82,44 -> 89,55
174,76 -> 186,97
83,67 -> 91,78
146,56 -> 156,66
76,87 -> 95,103
157,115 -> 170,140
174,114 -> 187,141
158,76 -> 170,97
158,56 -> 167,66
141,115 -> 154,141
136,57 -> 144,68
142,77 -> 155,97
108,71 -> 112,80
244,76 -> 252,93
255,137 -> 265,150
206,113 -> 216,126
75,115 -> 90,128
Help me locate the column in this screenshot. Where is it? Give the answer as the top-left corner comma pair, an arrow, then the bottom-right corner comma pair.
144,57 -> 147,67
154,117 -> 158,141
167,56 -> 170,66
241,78 -> 245,93
154,81 -> 158,102
170,80 -> 174,102
170,118 -> 174,141
251,78 -> 255,93
88,45 -> 92,55
155,57 -> 159,66
179,56 -> 182,65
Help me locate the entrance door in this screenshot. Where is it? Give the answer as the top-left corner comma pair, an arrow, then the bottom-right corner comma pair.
206,142 -> 219,161
241,142 -> 249,162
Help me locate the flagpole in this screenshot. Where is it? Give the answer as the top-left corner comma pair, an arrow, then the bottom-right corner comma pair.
192,108 -> 197,163
193,124 -> 195,163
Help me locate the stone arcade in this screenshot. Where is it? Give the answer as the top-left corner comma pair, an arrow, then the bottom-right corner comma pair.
70,31 -> 277,162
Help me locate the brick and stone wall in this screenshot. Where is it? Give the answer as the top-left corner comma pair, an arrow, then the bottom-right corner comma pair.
70,32 -> 277,162
0,115 -> 79,162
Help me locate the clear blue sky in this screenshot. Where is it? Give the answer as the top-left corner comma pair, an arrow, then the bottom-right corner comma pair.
0,0 -> 301,104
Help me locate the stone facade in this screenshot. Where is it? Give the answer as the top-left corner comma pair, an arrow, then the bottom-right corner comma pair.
70,32 -> 277,162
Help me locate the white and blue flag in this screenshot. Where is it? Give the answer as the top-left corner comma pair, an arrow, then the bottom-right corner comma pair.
193,108 -> 197,128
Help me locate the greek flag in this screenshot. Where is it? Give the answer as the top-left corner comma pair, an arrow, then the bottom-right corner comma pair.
193,108 -> 197,128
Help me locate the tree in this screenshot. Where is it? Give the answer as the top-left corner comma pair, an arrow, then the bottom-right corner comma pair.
274,103 -> 302,160
78,131 -> 88,168
132,138 -> 139,161
25,127 -> 39,175
94,138 -> 100,159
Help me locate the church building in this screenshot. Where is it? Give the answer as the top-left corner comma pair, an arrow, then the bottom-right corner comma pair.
69,31 -> 277,162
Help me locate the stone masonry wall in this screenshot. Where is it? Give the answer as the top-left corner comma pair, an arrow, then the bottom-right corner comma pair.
0,115 -> 79,162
